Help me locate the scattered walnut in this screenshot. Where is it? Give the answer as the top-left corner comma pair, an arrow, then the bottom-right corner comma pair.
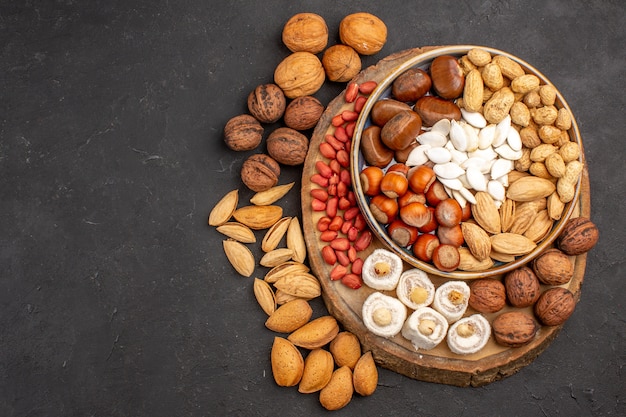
240,154 -> 280,192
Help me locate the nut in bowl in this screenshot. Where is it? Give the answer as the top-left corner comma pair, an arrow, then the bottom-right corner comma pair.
350,45 -> 583,279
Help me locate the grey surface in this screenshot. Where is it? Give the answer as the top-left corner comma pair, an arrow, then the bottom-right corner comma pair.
1,1 -> 624,416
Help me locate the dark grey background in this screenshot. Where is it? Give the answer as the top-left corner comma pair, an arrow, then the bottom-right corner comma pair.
1,1 -> 624,416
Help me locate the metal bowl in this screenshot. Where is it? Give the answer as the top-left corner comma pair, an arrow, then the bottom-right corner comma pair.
350,45 -> 582,279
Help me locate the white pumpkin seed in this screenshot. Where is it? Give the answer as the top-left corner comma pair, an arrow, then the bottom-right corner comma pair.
491,158 -> 514,180
487,180 -> 506,202
492,114 -> 511,147
461,108 -> 487,128
506,126 -> 522,151
466,166 -> 487,192
406,144 -> 431,166
434,162 -> 464,179
426,147 -> 452,164
478,124 -> 496,149
417,131 -> 447,147
449,120 -> 468,151
495,143 -> 523,161
430,118 -> 451,136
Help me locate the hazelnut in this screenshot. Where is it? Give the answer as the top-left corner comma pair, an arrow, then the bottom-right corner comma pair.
557,217 -> 599,256
283,96 -> 324,131
322,44 -> 362,82
468,279 -> 506,313
282,13 -> 328,54
534,287 -> 576,326
492,311 -> 539,348
247,83 -> 286,124
339,12 -> 387,55
533,248 -> 574,285
504,266 -> 541,308
223,114 -> 263,151
274,52 -> 325,99
266,127 -> 309,166
241,154 -> 280,192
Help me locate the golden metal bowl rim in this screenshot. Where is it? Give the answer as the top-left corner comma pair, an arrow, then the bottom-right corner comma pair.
350,45 -> 582,279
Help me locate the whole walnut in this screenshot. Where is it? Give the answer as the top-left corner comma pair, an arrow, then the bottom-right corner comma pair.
492,311 -> 539,348
282,13 -> 328,54
223,114 -> 263,151
247,83 -> 286,124
468,278 -> 506,313
274,52 -> 326,99
322,44 -> 362,82
532,248 -> 574,285
339,12 -> 387,56
241,154 -> 280,192
266,127 -> 309,166
557,217 -> 599,256
504,266 -> 541,308
534,287 -> 576,326
284,96 -> 324,131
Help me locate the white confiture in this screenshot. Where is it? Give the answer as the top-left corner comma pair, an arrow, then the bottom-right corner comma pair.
446,314 -> 491,355
432,281 -> 470,324
402,307 -> 449,351
362,292 -> 407,338
395,268 -> 435,310
361,248 -> 403,291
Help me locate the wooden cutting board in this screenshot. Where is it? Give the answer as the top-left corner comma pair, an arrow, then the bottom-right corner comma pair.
300,46 -> 590,387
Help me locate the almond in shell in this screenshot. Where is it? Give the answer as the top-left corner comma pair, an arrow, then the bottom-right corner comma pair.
264,261 -> 310,283
275,289 -> 299,305
273,273 -> 321,299
506,176 -> 556,202
523,209 -> 553,242
261,217 -> 291,252
298,348 -> 334,394
319,366 -> 353,411
250,182 -> 295,205
265,298 -> 313,333
457,247 -> 495,271
490,233 -> 537,256
215,221 -> 256,243
253,278 -> 276,316
222,239 -> 255,277
352,351 -> 378,396
461,222 -> 491,261
287,217 -> 307,263
260,248 -> 294,267
329,331 -> 362,370
271,337 -> 304,387
233,205 -> 283,230
208,189 -> 238,226
288,315 -> 340,349
471,191 -> 501,234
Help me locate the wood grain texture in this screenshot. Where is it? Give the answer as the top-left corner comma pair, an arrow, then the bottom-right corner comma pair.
301,46 -> 590,387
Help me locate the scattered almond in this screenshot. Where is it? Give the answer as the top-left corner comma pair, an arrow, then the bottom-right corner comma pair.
233,205 -> 283,229
271,337 -> 304,387
329,331 -> 362,370
250,182 -> 295,205
319,366 -> 354,411
215,221 -> 256,243
222,239 -> 255,277
298,349 -> 334,394
352,351 -> 378,396
287,217 -> 307,263
253,278 -> 276,316
208,189 -> 238,226
261,217 -> 291,252
288,316 -> 340,350
265,299 -> 313,333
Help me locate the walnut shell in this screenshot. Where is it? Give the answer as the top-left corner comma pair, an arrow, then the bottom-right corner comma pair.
468,278 -> 506,313
339,12 -> 387,55
532,248 -> 574,285
322,44 -> 362,82
504,266 -> 541,308
274,52 -> 325,99
266,127 -> 309,166
247,83 -> 286,124
492,311 -> 539,348
557,216 -> 599,256
534,287 -> 576,326
284,96 -> 324,131
223,114 -> 263,151
282,13 -> 328,54
241,154 -> 280,192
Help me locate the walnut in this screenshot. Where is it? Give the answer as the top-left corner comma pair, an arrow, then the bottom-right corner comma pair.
557,216 -> 599,256
468,278 -> 506,313
492,311 -> 539,348
322,44 -> 361,82
339,12 -> 387,56
274,52 -> 326,99
281,13 -> 328,54
240,154 -> 280,192
532,248 -> 574,285
504,266 -> 541,308
223,114 -> 263,151
266,127 -> 309,166
283,96 -> 324,131
247,83 -> 286,124
534,287 -> 576,326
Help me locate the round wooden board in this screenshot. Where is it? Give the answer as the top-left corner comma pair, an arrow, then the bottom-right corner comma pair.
301,46 -> 591,387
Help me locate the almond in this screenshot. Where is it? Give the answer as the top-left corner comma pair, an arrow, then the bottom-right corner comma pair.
524,209 -> 553,242
506,176 -> 556,202
288,316 -> 339,350
287,217 -> 307,263
461,222 -> 491,261
215,221 -> 256,243
329,331 -> 362,370
271,337 -> 304,387
508,203 -> 537,235
253,278 -> 276,316
259,248 -> 294,267
261,217 -> 291,252
273,273 -> 321,299
319,366 -> 353,411
471,191 -> 501,234
208,189 -> 238,226
499,198 -> 516,232
490,233 -> 537,256
457,247 -> 495,271
250,182 -> 295,205
298,349 -> 334,394
264,261 -> 310,283
265,299 -> 313,333
232,205 -> 283,229
352,351 -> 378,396
222,239 -> 255,277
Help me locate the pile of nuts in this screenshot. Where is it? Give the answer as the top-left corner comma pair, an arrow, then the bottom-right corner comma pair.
213,11 -> 389,410
356,48 -> 586,273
